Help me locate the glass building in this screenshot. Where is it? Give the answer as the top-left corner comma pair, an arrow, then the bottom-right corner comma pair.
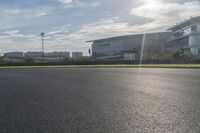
88,32 -> 171,60
167,16 -> 200,55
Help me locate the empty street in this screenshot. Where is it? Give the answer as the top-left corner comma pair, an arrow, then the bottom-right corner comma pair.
0,68 -> 200,133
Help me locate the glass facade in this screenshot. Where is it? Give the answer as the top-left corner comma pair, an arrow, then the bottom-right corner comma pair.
183,27 -> 191,35
92,32 -> 171,60
169,21 -> 200,55
197,24 -> 200,31
189,35 -> 200,55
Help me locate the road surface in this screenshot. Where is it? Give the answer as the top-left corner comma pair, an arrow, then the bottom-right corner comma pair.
0,68 -> 200,133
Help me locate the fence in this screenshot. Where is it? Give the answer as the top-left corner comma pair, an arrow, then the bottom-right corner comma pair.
0,59 -> 200,66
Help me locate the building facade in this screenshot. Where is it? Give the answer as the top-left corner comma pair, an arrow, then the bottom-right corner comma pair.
72,52 -> 83,60
25,52 -> 43,59
4,52 -> 24,62
25,52 -> 70,62
167,16 -> 200,55
88,32 -> 171,60
45,52 -> 70,58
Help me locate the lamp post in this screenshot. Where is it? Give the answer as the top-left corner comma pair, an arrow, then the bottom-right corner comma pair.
40,32 -> 45,62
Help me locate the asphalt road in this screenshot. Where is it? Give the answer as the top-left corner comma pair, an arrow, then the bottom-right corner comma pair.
0,68 -> 200,133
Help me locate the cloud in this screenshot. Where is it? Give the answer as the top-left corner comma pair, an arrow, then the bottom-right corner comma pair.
0,8 -> 50,18
58,0 -> 75,7
57,0 -> 100,8
36,12 -> 47,17
3,30 -> 20,34
47,30 -> 64,35
0,7 -> 53,30
0,9 -> 21,15
57,0 -> 74,5
130,0 -> 200,27
0,30 -> 38,39
65,17 -> 166,42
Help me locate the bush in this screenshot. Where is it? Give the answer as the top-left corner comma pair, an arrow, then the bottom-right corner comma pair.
0,56 -> 5,63
171,48 -> 193,63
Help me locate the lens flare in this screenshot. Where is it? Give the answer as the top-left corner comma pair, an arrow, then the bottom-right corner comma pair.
139,34 -> 146,65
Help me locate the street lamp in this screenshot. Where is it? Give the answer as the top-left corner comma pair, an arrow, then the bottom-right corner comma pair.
40,32 -> 45,62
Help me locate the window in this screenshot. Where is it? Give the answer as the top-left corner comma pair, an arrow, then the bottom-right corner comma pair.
191,25 -> 197,32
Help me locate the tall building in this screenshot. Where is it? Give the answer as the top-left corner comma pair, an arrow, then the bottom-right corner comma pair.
167,16 -> 200,55
88,32 -> 171,60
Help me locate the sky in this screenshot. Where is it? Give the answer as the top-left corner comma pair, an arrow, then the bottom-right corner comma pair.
0,0 -> 200,55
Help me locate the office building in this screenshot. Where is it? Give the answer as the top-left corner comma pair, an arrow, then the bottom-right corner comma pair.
167,16 -> 200,55
88,32 -> 171,60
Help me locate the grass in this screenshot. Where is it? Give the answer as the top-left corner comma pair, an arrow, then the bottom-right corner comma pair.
0,64 -> 200,69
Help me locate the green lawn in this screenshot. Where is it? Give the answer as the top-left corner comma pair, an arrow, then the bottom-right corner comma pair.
0,64 -> 200,69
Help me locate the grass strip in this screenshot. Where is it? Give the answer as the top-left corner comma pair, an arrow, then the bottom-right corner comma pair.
0,64 -> 200,69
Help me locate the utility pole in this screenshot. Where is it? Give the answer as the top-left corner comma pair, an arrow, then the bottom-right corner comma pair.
40,32 -> 45,62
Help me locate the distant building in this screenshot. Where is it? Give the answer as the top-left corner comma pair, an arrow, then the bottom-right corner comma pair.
167,16 -> 200,55
4,52 -> 24,62
45,52 -> 70,58
88,32 -> 171,60
25,52 -> 43,58
72,52 -> 83,60
4,52 -> 24,58
25,52 -> 70,62
45,52 -> 70,62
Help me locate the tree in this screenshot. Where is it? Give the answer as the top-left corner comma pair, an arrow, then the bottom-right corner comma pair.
172,48 -> 184,60
0,55 -> 5,63
171,48 -> 193,63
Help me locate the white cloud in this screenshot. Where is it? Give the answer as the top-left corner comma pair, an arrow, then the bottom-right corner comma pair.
57,0 -> 100,8
78,1 -> 100,8
130,0 -> 200,27
0,8 -> 50,18
36,12 -> 47,17
4,30 -> 20,34
57,0 -> 74,5
57,0 -> 77,7
0,7 -> 53,30
0,9 -> 21,15
0,30 -> 39,39
47,30 -> 63,35
65,17 -> 165,42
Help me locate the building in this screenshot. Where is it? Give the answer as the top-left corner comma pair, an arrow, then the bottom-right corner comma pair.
88,32 -> 171,60
25,52 -> 70,62
45,52 -> 70,58
45,52 -> 70,62
4,52 -> 24,58
72,52 -> 83,60
25,52 -> 43,58
4,52 -> 24,62
167,16 -> 200,55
